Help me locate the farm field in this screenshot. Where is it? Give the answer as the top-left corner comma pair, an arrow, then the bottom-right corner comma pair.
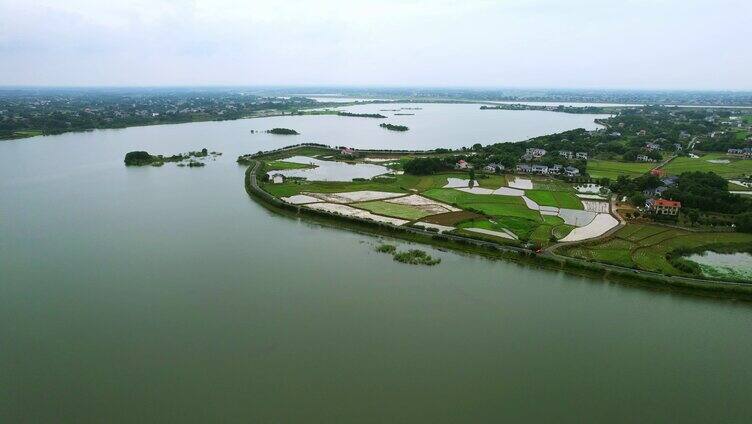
422,188 -> 541,220
476,174 -> 508,189
258,148 -> 616,247
586,159 -> 653,179
561,223 -> 752,276
663,153 -> 752,177
354,200 -> 430,220
525,189 -> 583,209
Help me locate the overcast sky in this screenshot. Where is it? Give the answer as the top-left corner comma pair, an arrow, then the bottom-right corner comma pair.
1,0 -> 750,90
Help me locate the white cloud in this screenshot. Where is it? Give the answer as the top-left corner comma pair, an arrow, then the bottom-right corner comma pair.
0,0 -> 750,89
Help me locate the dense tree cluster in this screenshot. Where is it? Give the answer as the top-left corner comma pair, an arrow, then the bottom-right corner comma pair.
379,123 -> 409,131
266,128 -> 299,135
403,157 -> 453,175
664,172 -> 751,215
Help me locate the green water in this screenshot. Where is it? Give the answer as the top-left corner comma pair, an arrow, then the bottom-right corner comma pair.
2,106 -> 752,422
688,251 -> 752,280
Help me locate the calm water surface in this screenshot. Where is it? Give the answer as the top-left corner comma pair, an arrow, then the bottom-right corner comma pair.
2,105 -> 752,422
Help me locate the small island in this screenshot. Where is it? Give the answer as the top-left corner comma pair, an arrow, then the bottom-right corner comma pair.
338,112 -> 387,118
267,128 -> 299,135
124,148 -> 216,166
379,123 -> 409,132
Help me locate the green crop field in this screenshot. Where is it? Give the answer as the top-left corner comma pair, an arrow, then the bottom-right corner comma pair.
561,223 -> 752,276
422,188 -> 541,221
587,160 -> 654,180
663,153 -> 752,177
525,190 -> 583,209
354,201 -> 430,220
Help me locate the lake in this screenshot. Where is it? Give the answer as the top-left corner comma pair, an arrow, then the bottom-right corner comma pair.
2,104 -> 752,422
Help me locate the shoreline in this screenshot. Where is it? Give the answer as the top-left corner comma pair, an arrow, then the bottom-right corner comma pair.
243,161 -> 752,301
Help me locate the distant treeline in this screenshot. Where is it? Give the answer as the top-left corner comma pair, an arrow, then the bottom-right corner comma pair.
338,112 -> 387,118
480,104 -> 611,114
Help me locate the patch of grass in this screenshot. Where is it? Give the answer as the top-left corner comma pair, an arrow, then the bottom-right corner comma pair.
530,224 -> 554,243
542,215 -> 565,225
476,174 -> 508,189
587,160 -> 653,179
375,243 -> 397,254
393,249 -> 441,266
663,153 -> 752,178
552,224 -> 575,240
355,201 -> 430,220
12,130 -> 44,138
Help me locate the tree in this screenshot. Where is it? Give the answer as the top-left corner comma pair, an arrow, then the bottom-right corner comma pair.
629,192 -> 646,207
735,212 -> 752,233
468,169 -> 476,188
403,157 -> 448,175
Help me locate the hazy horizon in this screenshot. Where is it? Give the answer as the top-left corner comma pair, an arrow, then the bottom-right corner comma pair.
1,0 -> 751,90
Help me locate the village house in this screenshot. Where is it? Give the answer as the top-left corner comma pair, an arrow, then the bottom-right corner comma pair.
661,176 -> 679,187
516,163 -> 532,173
484,163 -> 504,173
609,131 -> 622,137
645,142 -> 661,151
340,147 -> 355,156
564,166 -> 580,177
525,148 -> 547,158
559,150 -> 573,159
643,186 -> 668,197
637,155 -> 655,162
550,164 -> 563,174
270,173 -> 285,184
728,148 -> 752,158
673,143 -> 683,151
646,198 -> 681,215
455,159 -> 470,169
576,152 -> 588,160
637,129 -> 647,136
531,164 -> 549,174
